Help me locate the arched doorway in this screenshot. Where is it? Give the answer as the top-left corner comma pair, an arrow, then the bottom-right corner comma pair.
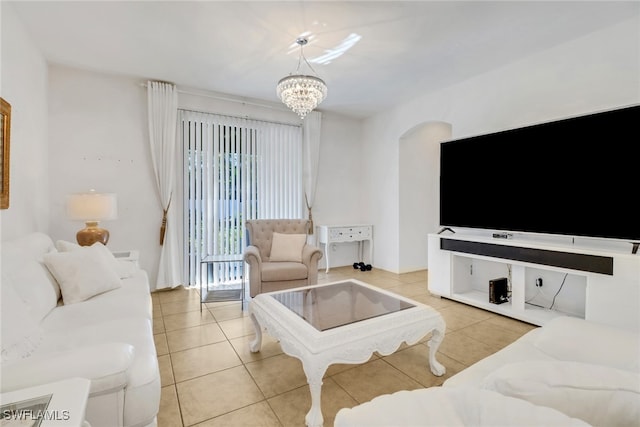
398,121 -> 451,273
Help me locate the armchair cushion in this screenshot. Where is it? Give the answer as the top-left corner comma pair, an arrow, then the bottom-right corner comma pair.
269,232 -> 307,262
261,262 -> 308,282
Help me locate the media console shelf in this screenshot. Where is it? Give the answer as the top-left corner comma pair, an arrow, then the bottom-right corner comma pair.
428,233 -> 640,330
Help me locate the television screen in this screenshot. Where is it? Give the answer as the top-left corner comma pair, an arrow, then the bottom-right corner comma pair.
439,104 -> 640,242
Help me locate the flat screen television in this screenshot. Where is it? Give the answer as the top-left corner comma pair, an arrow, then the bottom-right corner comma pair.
439,104 -> 640,242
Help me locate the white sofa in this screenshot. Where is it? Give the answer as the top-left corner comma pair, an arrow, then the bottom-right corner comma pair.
335,316 -> 640,426
1,232 -> 160,427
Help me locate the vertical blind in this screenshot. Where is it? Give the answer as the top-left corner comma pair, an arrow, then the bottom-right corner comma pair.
181,110 -> 303,286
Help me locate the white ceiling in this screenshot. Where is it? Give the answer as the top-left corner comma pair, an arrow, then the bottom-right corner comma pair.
8,1 -> 639,118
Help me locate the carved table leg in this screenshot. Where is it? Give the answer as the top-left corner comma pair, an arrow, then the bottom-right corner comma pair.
303,362 -> 327,427
249,313 -> 263,353
427,324 -> 446,376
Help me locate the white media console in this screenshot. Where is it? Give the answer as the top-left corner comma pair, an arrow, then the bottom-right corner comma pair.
428,232 -> 640,331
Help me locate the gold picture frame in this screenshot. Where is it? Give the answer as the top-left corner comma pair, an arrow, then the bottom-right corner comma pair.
1,97 -> 11,209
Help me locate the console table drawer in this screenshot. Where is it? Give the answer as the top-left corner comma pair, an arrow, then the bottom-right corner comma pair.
329,226 -> 371,241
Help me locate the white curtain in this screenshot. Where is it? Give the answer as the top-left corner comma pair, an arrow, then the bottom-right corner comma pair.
147,81 -> 182,290
302,111 -> 322,235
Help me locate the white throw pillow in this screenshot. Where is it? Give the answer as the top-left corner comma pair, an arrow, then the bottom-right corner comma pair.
56,240 -> 135,279
481,361 -> 640,427
269,233 -> 307,262
1,283 -> 43,362
55,239 -> 82,252
43,244 -> 122,304
534,316 -> 640,372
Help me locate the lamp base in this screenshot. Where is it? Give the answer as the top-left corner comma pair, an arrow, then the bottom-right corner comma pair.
76,221 -> 110,246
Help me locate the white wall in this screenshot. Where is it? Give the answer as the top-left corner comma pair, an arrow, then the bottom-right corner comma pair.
363,16 -> 640,274
399,122 -> 451,273
46,75 -> 363,286
0,3 -> 49,240
47,65 -> 160,283
310,113 -> 364,269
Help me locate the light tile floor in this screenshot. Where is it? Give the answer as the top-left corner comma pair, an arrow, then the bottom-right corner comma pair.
153,266 -> 537,427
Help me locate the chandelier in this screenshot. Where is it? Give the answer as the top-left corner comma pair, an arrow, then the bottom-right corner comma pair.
277,38 -> 327,119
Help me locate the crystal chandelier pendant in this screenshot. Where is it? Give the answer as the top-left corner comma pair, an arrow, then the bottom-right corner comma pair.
277,75 -> 327,119
277,38 -> 327,119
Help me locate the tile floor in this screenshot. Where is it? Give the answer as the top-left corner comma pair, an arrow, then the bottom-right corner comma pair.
152,266 -> 537,427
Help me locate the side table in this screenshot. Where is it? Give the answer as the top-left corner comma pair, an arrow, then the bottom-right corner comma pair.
199,254 -> 245,311
111,250 -> 140,268
0,377 -> 91,426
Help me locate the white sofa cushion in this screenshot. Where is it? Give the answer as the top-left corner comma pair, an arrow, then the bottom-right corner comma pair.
269,232 -> 307,262
481,361 -> 640,427
334,387 -> 589,426
534,316 -> 640,372
43,244 -> 122,304
3,232 -> 61,291
443,327 -> 554,388
41,270 -> 152,331
3,253 -> 60,322
0,284 -> 43,363
1,342 -> 135,395
1,233 -> 60,322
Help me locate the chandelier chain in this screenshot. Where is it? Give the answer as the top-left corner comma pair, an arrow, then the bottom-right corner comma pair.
295,43 -> 319,76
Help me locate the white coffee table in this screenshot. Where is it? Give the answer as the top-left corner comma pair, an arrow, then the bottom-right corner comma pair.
249,279 -> 446,427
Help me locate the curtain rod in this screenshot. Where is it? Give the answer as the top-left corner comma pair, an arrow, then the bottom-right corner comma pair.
138,82 -> 290,112
178,107 -> 302,128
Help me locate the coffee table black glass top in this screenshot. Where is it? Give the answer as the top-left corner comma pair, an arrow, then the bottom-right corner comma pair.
272,280 -> 415,331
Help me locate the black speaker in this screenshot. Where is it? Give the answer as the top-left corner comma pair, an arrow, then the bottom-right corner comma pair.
489,277 -> 509,304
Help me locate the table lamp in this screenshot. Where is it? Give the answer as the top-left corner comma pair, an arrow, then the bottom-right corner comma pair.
66,190 -> 118,246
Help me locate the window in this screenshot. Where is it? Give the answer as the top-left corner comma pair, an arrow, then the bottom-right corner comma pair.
181,110 -> 303,286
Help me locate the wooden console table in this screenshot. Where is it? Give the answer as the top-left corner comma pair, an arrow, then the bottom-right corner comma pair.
317,224 -> 373,273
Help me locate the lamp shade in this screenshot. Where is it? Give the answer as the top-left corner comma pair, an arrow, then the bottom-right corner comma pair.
66,191 -> 118,221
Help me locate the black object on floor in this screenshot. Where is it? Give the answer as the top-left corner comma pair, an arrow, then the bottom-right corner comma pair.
353,262 -> 372,271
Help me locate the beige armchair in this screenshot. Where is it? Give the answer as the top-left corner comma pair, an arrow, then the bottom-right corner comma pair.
244,219 -> 323,297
